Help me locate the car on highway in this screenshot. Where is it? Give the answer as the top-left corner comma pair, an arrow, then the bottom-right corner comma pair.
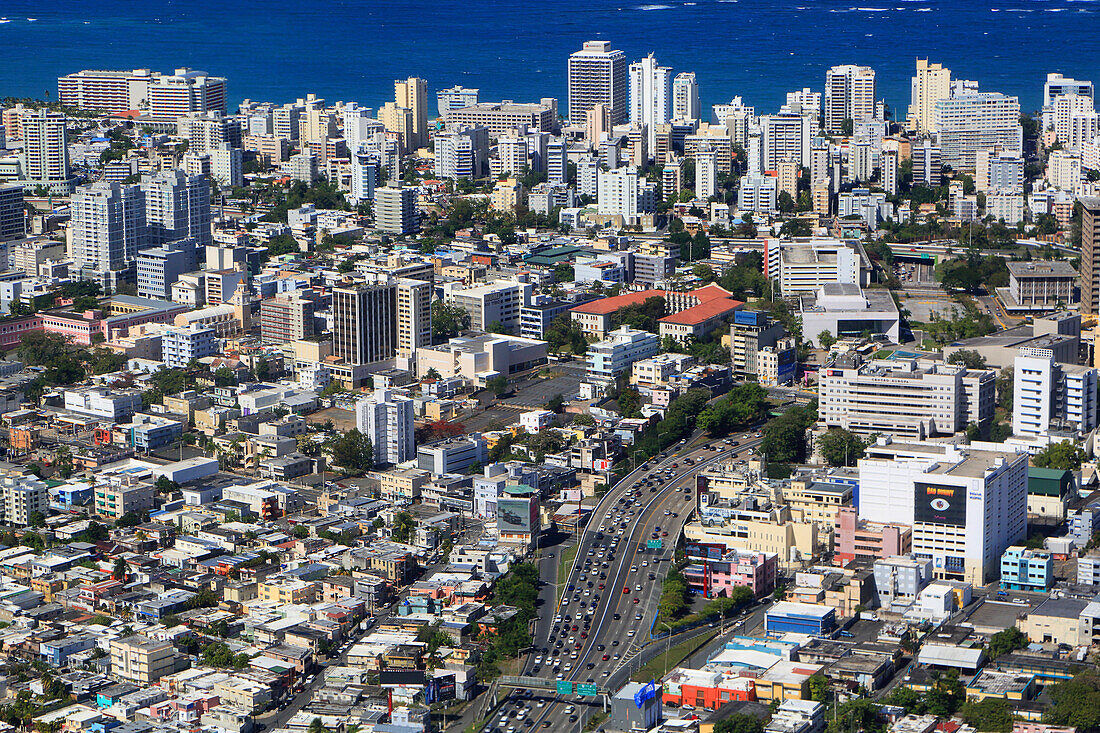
602,654 -> 610,660
633,597 -> 640,604
623,586 -> 630,593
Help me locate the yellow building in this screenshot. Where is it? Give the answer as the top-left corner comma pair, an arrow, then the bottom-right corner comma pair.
490,178 -> 525,213
753,660 -> 823,702
683,509 -> 819,570
258,578 -> 317,605
110,635 -> 176,684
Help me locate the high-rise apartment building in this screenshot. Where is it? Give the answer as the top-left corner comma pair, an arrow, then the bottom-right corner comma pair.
71,181 -> 147,275
907,59 -> 951,134
176,112 -> 239,153
373,186 -> 419,235
568,41 -> 628,126
695,149 -> 717,201
260,294 -> 315,345
881,149 -> 899,196
911,139 -> 943,187
146,68 -> 227,122
140,169 -> 212,247
1013,347 -> 1098,437
933,92 -> 1022,172
0,185 -> 25,242
597,166 -> 640,224
1044,73 -> 1094,108
496,134 -> 529,178
356,387 -> 415,466
0,475 -> 47,527
394,77 -> 429,151
628,54 -> 671,152
136,238 -> 198,300
672,72 -> 700,122
21,109 -> 71,189
761,112 -> 812,170
434,125 -> 489,179
397,278 -> 431,357
1081,197 -> 1100,316
57,68 -> 157,113
161,323 -> 218,368
332,276 -> 399,366
546,138 -> 568,185
858,440 -> 1028,584
437,85 -> 479,118
350,151 -> 379,205
824,65 -> 876,133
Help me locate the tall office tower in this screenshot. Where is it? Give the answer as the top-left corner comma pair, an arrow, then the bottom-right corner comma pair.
397,278 -> 431,357
586,103 -> 613,145
71,181 -> 147,275
342,103 -> 376,153
809,137 -> 830,187
437,86 -> 479,118
57,68 -> 156,113
1044,73 -> 1094,108
881,149 -> 898,195
497,134 -> 529,177
629,54 -> 672,152
907,59 -> 951,134
546,137 -> 568,185
140,169 -> 212,247
147,68 -> 227,122
379,102 -> 415,154
434,125 -> 489,179
761,112 -> 811,170
355,387 -> 415,466
1081,197 -> 1100,316
695,148 -> 717,201
273,101 -> 303,141
260,294 -> 315,345
1013,347 -> 1098,437
21,109 -> 69,186
350,151 -> 380,205
911,139 -> 943,187
672,72 -> 700,122
373,186 -> 420,235
332,276 -> 398,365
933,92 -> 1022,172
597,166 -> 640,223
777,160 -> 799,203
395,77 -> 428,151
568,41 -> 628,125
0,185 -> 25,242
824,65 -> 876,133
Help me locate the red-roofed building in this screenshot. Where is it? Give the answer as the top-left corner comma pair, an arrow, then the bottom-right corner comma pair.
569,289 -> 666,338
659,289 -> 744,344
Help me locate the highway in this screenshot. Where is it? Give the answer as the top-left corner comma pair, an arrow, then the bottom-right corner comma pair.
478,429 -> 765,733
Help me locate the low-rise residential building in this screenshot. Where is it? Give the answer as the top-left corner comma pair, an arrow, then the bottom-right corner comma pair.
110,635 -> 177,684
586,326 -> 659,383
1000,546 -> 1054,592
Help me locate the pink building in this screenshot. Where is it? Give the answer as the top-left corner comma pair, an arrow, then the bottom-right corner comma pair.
834,506 -> 911,565
684,545 -> 777,599
39,296 -> 187,346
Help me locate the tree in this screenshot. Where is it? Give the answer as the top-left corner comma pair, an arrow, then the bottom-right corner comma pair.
545,313 -> 588,355
617,388 -> 642,418
486,321 -> 510,334
780,218 -> 812,237
818,429 -> 865,467
546,393 -> 564,414
987,626 -> 1028,659
807,673 -> 829,703
27,511 -> 45,529
960,699 -> 1013,733
572,413 -> 595,426
392,511 -> 414,543
762,401 -> 817,464
925,669 -> 965,717
431,300 -> 471,342
487,375 -> 508,396
714,714 -> 765,733
1032,440 -> 1085,471
112,557 -> 128,582
817,330 -> 836,350
553,263 -> 575,282
1046,670 -> 1100,731
777,190 -> 796,214
154,476 -> 181,496
330,428 -> 374,471
947,349 -> 987,369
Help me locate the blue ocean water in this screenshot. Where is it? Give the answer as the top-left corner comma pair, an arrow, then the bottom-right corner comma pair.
0,0 -> 1097,116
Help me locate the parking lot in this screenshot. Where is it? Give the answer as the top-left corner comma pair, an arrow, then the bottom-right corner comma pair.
899,294 -> 962,323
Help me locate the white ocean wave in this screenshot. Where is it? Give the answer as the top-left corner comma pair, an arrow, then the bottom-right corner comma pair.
636,3 -> 673,8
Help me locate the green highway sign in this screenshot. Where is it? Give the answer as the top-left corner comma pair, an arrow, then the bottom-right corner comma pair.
647,539 -> 663,549
556,681 -> 573,695
576,683 -> 599,696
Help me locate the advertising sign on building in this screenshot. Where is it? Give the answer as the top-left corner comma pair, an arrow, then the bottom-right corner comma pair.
915,482 -> 966,526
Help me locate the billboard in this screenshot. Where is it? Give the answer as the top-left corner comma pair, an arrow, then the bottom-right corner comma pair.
425,674 -> 456,702
498,496 -> 539,534
592,459 -> 611,472
380,669 -> 426,686
734,310 -> 762,327
914,482 -> 966,526
685,542 -> 725,561
560,489 -> 583,502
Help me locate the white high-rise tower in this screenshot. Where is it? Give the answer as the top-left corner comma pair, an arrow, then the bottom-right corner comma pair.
629,54 -> 672,154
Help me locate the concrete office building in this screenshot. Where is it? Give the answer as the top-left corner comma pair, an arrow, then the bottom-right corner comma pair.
21,109 -> 74,193
1004,261 -> 1077,311
434,125 -> 489,179
373,186 -> 419,235
417,435 -> 489,476
730,311 -> 791,380
140,169 -> 212,247
0,185 -> 24,241
260,294 -> 315,345
444,102 -> 555,137
136,238 -> 198,300
907,59 -> 951,134
933,93 -> 1023,172
161,323 -> 218,368
332,276 -> 398,366
824,65 -> 876,133
858,439 -> 1029,584
71,181 -> 147,279
673,72 -> 700,121
147,68 -> 228,122
586,326 -> 660,383
11,238 -> 65,276
394,77 -> 428,151
873,555 -> 933,608
446,278 -> 532,333
737,175 -> 777,215
209,144 -> 243,188
1083,198 -> 1100,316
397,277 -> 431,357
819,354 -> 995,438
1045,73 -> 1094,107
799,284 -> 900,346
568,41 -> 628,125
356,387 -> 415,466
629,54 -> 671,152
769,238 -> 870,296
1013,347 -> 1098,438
58,68 -> 157,113
437,85 -> 479,117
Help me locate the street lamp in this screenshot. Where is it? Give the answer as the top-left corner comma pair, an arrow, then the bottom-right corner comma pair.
658,621 -> 673,678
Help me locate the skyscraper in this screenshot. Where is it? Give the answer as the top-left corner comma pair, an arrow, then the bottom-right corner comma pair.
21,109 -> 70,189
350,151 -> 380,204
695,148 -> 717,201
332,277 -> 398,365
374,186 -> 420,235
628,54 -> 671,152
672,72 -> 700,122
933,92 -> 1022,172
907,59 -> 951,134
397,278 -> 432,357
146,68 -> 227,122
546,137 -> 568,185
0,185 -> 25,242
1080,197 -> 1100,316
434,125 -> 489,179
568,41 -> 627,126
71,181 -> 147,276
355,387 -> 415,466
824,65 -> 876,133
395,77 -> 428,151
140,169 -> 212,247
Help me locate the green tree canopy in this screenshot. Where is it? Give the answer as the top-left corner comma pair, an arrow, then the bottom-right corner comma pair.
1032,440 -> 1085,471
818,428 -> 866,467
330,428 -> 374,471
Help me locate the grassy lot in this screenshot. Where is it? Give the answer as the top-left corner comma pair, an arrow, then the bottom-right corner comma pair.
631,630 -> 717,683
557,542 -> 578,602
